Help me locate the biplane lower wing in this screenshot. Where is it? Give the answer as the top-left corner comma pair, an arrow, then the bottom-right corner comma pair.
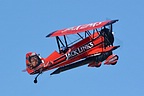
50,45 -> 120,75
50,51 -> 113,75
50,58 -> 90,75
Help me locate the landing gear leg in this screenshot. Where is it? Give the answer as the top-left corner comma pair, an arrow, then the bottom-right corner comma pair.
33,68 -> 43,84
34,73 -> 41,84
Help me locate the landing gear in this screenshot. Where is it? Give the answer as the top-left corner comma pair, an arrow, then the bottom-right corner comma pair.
34,73 -> 41,84
95,62 -> 102,67
104,54 -> 119,65
33,68 -> 43,84
34,79 -> 38,83
88,62 -> 102,67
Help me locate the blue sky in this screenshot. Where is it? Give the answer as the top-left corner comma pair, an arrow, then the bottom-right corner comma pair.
0,0 -> 144,96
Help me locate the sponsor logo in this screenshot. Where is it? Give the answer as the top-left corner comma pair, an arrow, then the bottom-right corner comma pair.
62,22 -> 102,33
65,42 -> 94,59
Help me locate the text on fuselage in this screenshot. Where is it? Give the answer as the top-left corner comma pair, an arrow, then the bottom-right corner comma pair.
65,42 -> 94,59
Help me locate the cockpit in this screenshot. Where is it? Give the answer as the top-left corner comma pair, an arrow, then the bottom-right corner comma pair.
26,53 -> 42,69
100,27 -> 114,47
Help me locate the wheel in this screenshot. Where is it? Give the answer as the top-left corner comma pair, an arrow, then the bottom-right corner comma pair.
34,79 -> 37,84
111,55 -> 119,65
111,62 -> 117,65
95,62 -> 102,67
95,64 -> 101,67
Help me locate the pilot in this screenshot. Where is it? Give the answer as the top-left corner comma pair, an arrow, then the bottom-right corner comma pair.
26,52 -> 43,69
60,46 -> 68,54
101,28 -> 114,46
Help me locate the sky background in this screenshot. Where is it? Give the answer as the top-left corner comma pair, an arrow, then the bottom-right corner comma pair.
0,0 -> 144,96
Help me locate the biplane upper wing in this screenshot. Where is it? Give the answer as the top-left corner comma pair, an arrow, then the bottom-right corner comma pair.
46,20 -> 118,37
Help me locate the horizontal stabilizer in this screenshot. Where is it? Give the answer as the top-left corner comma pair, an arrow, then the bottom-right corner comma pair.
22,69 -> 27,72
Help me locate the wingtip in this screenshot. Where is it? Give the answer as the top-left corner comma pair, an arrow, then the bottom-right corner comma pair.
46,30 -> 57,38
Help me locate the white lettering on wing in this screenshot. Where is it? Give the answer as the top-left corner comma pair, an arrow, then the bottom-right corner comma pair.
61,22 -> 102,33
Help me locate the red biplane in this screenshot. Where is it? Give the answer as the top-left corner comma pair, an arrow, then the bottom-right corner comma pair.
25,19 -> 120,83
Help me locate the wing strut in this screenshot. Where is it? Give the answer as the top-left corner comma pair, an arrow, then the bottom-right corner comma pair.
56,36 -> 61,51
64,35 -> 68,47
